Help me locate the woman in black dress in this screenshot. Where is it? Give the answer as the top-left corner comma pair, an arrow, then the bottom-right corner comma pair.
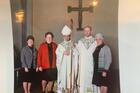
21,35 -> 37,93
92,33 -> 112,93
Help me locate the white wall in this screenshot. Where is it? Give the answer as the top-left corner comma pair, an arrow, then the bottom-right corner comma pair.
33,0 -> 94,47
119,0 -> 140,93
0,0 -> 14,93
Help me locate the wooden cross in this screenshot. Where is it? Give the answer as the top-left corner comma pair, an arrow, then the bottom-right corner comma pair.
68,0 -> 93,31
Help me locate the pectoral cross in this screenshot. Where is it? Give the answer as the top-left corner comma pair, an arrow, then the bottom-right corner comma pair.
68,0 -> 93,31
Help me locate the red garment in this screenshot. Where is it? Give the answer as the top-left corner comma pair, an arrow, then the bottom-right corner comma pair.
37,42 -> 57,69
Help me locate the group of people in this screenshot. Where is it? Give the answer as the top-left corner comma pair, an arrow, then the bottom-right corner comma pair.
20,25 -> 112,93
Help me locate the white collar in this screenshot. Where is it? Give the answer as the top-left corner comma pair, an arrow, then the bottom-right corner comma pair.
64,40 -> 71,43
84,36 -> 93,39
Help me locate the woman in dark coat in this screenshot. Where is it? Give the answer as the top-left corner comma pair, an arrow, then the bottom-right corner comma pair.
92,33 -> 112,93
21,35 -> 37,93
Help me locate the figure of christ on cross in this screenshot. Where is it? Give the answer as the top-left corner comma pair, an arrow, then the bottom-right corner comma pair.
68,0 -> 93,31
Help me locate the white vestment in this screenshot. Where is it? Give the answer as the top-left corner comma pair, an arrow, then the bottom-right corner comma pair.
77,36 -> 96,93
56,40 -> 79,92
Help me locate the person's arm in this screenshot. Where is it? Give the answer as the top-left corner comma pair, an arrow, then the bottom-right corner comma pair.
21,48 -> 27,67
90,39 -> 97,53
72,43 -> 79,56
101,46 -> 112,77
104,46 -> 112,70
21,48 -> 28,72
37,45 -> 43,71
56,44 -> 64,71
34,48 -> 38,72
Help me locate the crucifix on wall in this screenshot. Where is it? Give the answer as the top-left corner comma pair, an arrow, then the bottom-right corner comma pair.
68,0 -> 94,31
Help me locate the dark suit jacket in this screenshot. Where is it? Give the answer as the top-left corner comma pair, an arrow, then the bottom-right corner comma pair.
21,46 -> 37,69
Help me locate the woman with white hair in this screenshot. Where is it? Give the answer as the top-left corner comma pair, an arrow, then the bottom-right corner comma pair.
92,33 -> 112,93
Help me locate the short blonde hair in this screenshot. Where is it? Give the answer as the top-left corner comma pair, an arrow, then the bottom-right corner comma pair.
83,25 -> 92,31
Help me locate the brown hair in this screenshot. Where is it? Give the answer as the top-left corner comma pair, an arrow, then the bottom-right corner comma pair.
45,32 -> 54,38
26,35 -> 34,41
